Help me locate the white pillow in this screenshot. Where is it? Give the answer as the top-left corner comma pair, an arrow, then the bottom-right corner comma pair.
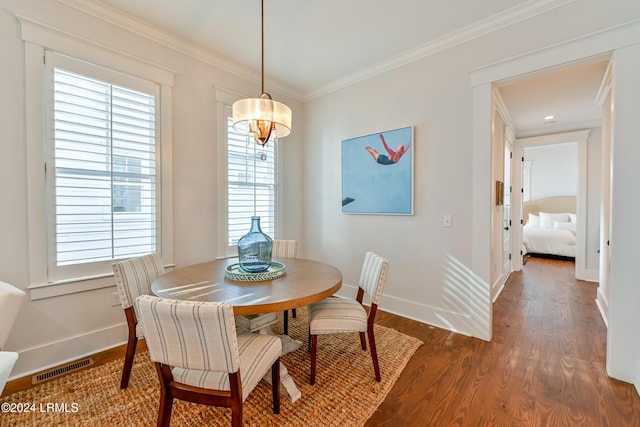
569,213 -> 577,223
554,221 -> 576,234
528,213 -> 540,227
539,212 -> 569,229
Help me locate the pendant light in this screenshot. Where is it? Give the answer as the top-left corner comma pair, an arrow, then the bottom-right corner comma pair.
232,0 -> 292,146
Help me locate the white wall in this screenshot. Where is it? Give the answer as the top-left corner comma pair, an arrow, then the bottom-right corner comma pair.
606,43 -> 640,386
0,0 -> 303,378
303,57 -> 478,335
524,142 -> 578,200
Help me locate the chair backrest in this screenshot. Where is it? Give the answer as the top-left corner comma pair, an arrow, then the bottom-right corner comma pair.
112,253 -> 165,312
136,295 -> 240,374
0,281 -> 26,350
359,252 -> 389,305
272,240 -> 297,258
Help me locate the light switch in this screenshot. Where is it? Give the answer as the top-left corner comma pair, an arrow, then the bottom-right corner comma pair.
443,214 -> 452,227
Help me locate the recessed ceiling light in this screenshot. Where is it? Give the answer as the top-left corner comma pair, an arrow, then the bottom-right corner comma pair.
544,115 -> 555,121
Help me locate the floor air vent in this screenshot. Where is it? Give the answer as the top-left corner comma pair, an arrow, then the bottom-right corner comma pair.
32,357 -> 94,385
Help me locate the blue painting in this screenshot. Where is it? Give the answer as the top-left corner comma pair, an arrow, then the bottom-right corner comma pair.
342,126 -> 413,214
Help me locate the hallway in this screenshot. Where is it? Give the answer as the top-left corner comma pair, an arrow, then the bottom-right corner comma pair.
368,257 -> 640,426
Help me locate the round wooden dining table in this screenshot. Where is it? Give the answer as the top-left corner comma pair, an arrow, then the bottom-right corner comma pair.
151,256 -> 342,403
151,257 -> 343,315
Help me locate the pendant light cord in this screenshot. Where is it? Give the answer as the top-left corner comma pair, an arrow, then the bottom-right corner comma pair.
254,0 -> 264,216
253,136 -> 257,217
261,0 -> 265,94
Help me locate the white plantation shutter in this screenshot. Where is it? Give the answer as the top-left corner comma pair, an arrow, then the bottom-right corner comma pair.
226,109 -> 276,245
46,53 -> 159,280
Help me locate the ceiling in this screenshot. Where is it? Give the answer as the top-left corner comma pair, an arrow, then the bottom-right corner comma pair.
496,58 -> 608,137
88,0 -> 606,135
95,0 -> 537,96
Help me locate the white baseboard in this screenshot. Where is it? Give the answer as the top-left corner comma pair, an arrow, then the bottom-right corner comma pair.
491,274 -> 507,303
595,287 -> 609,328
338,283 -> 475,338
577,268 -> 599,282
10,323 -> 128,380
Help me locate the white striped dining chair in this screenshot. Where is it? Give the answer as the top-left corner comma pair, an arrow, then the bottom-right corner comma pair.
111,252 -> 165,389
308,251 -> 389,385
272,240 -> 298,335
136,295 -> 282,427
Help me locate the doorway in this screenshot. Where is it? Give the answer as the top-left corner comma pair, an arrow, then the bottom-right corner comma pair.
493,59 -> 607,282
470,24 -> 640,387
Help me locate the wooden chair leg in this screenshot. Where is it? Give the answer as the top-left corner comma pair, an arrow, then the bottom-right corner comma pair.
359,331 -> 367,350
367,327 -> 381,382
120,335 -> 138,389
271,359 -> 280,414
155,363 -> 173,427
231,405 -> 242,427
121,307 -> 139,389
229,371 -> 243,427
310,335 -> 318,385
292,308 -> 297,318
283,310 -> 289,335
157,391 -> 173,427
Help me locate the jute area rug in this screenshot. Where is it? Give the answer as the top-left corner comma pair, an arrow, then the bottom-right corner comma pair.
0,308 -> 422,426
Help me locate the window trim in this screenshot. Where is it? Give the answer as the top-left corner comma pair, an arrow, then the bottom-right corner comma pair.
20,17 -> 175,300
214,85 -> 283,258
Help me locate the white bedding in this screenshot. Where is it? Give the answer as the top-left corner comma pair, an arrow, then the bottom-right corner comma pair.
523,224 -> 576,258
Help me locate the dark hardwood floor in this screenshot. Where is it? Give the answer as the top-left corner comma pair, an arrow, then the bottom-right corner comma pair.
367,257 -> 640,426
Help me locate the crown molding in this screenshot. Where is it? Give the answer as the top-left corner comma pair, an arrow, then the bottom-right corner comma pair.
57,0 -> 303,101
303,0 -> 576,101
59,0 -> 575,103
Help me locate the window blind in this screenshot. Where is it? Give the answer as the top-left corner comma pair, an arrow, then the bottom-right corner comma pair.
52,68 -> 157,266
226,114 -> 276,245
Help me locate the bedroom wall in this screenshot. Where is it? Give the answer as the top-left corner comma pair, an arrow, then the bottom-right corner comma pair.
524,142 -> 577,200
0,0 -> 304,378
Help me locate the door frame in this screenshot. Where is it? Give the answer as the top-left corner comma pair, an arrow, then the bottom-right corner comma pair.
469,19 -> 632,342
470,19 -> 640,387
502,132 -> 514,280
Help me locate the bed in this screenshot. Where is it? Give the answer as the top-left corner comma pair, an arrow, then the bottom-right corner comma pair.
523,196 -> 577,258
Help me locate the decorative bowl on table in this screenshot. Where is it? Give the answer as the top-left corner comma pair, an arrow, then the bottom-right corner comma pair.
225,261 -> 286,282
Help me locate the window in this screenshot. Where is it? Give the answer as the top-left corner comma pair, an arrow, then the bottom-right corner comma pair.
21,19 -> 174,297
226,107 -> 277,248
45,53 -> 160,280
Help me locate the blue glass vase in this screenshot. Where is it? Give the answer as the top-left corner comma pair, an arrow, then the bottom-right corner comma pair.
238,216 -> 273,273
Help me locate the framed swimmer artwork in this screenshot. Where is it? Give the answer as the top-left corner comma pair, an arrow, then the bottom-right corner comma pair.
341,126 -> 413,215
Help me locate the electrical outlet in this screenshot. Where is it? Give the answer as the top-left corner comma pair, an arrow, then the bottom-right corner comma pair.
443,214 -> 452,227
111,292 -> 121,307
